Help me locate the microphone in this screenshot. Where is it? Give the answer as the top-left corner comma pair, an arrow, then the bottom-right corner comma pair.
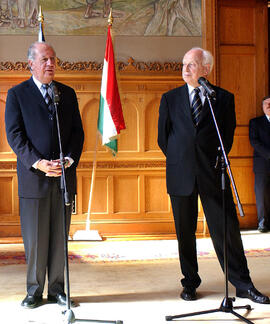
198,77 -> 216,98
51,82 -> 60,104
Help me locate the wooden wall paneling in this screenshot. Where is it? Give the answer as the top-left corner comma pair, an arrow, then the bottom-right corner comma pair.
75,169 -> 83,217
114,175 -> 139,213
107,175 -> 114,215
81,175 -> 108,214
230,158 -> 257,228
72,167 -> 177,238
80,95 -> 102,153
218,0 -> 268,114
219,2 -> 255,45
0,176 -> 13,215
0,169 -> 20,237
255,0 -> 269,112
219,46 -> 256,124
145,175 -> 168,213
0,99 -> 11,155
145,96 -> 161,152
119,96 -> 138,152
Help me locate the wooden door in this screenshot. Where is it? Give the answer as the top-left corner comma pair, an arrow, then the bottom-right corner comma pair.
203,0 -> 268,228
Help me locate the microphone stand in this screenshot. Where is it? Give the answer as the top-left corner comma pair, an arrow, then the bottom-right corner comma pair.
53,89 -> 123,324
165,92 -> 253,323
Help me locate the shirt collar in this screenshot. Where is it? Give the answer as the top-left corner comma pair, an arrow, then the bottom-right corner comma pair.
265,114 -> 270,122
187,84 -> 203,96
32,75 -> 52,91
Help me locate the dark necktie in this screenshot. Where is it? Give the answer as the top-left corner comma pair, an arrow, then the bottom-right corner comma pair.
191,87 -> 202,126
42,84 -> 54,113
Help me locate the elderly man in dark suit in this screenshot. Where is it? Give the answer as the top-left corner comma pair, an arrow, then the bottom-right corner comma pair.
5,42 -> 84,309
249,96 -> 270,232
158,47 -> 269,304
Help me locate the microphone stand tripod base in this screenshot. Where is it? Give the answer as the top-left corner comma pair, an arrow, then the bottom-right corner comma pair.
165,297 -> 253,323
62,309 -> 76,324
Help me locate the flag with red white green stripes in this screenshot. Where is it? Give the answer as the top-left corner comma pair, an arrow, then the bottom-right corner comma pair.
97,25 -> 125,155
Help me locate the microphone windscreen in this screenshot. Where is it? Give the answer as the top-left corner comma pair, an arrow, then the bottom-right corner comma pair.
52,83 -> 60,104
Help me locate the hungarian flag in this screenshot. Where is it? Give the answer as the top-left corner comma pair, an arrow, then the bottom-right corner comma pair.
98,25 -> 125,155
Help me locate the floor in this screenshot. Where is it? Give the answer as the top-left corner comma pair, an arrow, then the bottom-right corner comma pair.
0,231 -> 270,324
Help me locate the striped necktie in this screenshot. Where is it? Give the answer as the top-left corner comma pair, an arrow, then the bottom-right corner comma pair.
191,87 -> 202,126
42,84 -> 54,113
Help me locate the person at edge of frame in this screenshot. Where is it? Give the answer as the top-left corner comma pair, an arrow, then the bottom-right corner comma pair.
249,95 -> 270,233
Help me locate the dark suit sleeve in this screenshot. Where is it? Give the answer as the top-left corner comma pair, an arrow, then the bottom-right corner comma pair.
5,88 -> 43,169
158,93 -> 170,156
63,88 -> 84,166
249,118 -> 270,160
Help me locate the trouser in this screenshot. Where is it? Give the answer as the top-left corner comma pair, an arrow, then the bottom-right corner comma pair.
254,172 -> 270,228
170,181 -> 253,291
20,180 -> 72,297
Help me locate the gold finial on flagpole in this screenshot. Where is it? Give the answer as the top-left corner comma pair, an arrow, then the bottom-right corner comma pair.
108,8 -> 113,26
38,5 -> 44,23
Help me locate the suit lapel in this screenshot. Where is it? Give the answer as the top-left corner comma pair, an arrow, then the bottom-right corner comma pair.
262,115 -> 270,127
177,84 -> 194,122
199,85 -> 219,125
259,115 -> 270,136
200,96 -> 212,122
26,77 -> 49,112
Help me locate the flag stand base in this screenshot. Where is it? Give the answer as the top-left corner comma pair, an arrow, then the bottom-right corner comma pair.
72,230 -> 102,241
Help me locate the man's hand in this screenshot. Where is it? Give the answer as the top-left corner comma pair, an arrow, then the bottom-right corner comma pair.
37,159 -> 62,177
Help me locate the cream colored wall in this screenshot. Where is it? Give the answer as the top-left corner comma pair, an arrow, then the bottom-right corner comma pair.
0,35 -> 201,62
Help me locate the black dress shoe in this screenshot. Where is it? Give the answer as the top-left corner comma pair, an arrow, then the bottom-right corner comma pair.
257,226 -> 268,233
236,287 -> 270,304
47,293 -> 76,307
180,287 -> 197,301
21,294 -> 43,309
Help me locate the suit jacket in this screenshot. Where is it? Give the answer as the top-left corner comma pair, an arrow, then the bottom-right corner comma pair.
249,115 -> 270,173
158,83 -> 236,196
5,77 -> 84,198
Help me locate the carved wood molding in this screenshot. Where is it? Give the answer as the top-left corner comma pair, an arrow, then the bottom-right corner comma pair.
0,61 -> 28,71
0,162 -> 17,170
0,160 -> 166,171
0,57 -> 181,73
117,57 -> 181,73
79,160 -> 166,169
56,58 -> 103,72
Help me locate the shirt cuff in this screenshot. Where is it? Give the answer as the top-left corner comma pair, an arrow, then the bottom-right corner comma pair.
32,159 -> 41,169
65,157 -> 74,167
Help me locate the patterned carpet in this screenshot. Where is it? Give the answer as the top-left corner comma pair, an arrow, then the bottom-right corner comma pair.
1,231 -> 270,265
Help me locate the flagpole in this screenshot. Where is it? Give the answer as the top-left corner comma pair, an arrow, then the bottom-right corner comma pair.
85,131 -> 99,232
73,129 -> 102,240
